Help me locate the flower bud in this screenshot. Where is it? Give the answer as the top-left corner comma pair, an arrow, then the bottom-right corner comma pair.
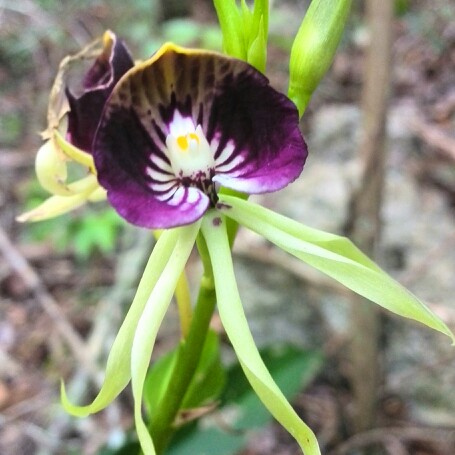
214,0 -> 268,72
35,139 -> 71,196
288,0 -> 351,116
247,15 -> 267,73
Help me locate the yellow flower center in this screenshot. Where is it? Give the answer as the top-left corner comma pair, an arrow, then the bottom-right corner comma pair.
176,133 -> 200,152
166,118 -> 214,178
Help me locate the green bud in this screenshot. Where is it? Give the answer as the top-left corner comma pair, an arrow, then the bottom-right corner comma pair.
35,139 -> 71,196
213,0 -> 269,73
288,0 -> 352,117
247,14 -> 267,72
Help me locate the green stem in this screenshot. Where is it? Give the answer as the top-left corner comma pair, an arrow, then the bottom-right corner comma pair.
147,260 -> 216,455
174,272 -> 192,338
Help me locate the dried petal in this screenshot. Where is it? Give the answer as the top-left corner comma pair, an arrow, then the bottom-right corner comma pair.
66,31 -> 134,153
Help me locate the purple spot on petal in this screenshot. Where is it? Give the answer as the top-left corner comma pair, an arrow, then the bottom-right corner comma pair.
212,217 -> 222,227
216,202 -> 231,210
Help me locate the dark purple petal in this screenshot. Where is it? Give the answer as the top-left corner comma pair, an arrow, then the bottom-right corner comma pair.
93,44 -> 306,228
66,31 -> 134,153
208,69 -> 307,194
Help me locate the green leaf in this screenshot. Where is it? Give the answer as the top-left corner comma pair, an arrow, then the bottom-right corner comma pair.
224,345 -> 323,430
131,221 -> 201,455
144,330 -> 226,419
167,345 -> 322,455
219,195 -> 455,344
61,228 -> 180,416
167,423 -> 244,455
71,209 -> 124,259
201,212 -> 321,455
144,346 -> 178,419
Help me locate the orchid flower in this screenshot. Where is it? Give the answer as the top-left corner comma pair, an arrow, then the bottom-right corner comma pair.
22,14 -> 455,455
18,30 -> 134,222
42,41 -> 452,455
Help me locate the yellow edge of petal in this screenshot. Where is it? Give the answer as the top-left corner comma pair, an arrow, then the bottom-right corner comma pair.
114,42 -> 233,92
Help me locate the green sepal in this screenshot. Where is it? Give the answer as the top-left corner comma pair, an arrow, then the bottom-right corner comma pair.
131,221 -> 201,455
201,212 -> 321,455
219,195 -> 455,344
17,177 -> 98,223
61,228 -> 181,416
143,346 -> 178,420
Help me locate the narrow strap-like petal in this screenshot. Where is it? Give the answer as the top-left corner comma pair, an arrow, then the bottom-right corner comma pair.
17,175 -> 99,223
61,228 -> 180,416
201,212 -> 321,455
219,195 -> 455,344
131,221 -> 201,454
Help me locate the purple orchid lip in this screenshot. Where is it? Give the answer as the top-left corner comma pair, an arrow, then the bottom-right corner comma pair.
93,43 -> 308,229
66,31 -> 134,154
